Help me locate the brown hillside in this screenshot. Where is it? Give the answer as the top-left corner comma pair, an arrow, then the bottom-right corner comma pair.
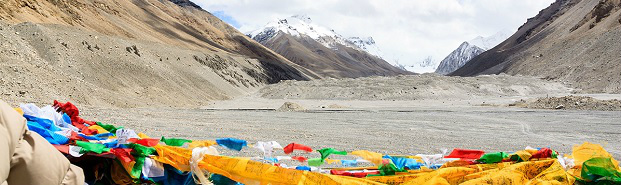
451,0 -> 621,93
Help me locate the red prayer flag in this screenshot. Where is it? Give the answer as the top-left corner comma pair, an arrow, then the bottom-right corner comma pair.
291,156 -> 308,162
532,148 -> 553,158
283,143 -> 313,154
444,148 -> 485,160
111,148 -> 135,163
128,138 -> 160,147
330,170 -> 379,178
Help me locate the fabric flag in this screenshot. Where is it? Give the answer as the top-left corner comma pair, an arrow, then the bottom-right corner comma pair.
76,140 -> 110,154
161,137 -> 191,147
26,120 -> 69,145
351,150 -> 383,165
128,138 -> 160,147
341,160 -> 358,167
254,141 -> 283,157
579,157 -> 621,183
295,166 -> 311,171
325,159 -> 341,165
307,158 -> 324,167
97,122 -> 123,133
142,157 -> 165,179
276,156 -> 292,161
292,156 -> 308,162
128,144 -> 157,178
317,148 -> 347,162
88,125 -> 109,134
510,150 -> 533,162
532,148 -> 557,159
477,152 -> 508,164
68,146 -> 84,157
383,155 -> 422,170
377,163 -> 407,176
111,148 -> 134,163
283,143 -> 313,154
116,129 -> 139,146
444,148 -> 485,160
188,140 -> 218,148
216,138 -> 247,151
14,107 -> 23,115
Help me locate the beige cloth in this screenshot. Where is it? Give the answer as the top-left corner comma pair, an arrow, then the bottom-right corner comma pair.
0,100 -> 84,185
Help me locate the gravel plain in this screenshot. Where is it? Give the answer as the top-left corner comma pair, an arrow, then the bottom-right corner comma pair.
81,96 -> 621,160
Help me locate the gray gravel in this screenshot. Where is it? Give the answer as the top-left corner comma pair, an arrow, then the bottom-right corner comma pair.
81,103 -> 621,160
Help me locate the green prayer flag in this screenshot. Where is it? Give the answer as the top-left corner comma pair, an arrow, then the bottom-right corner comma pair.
307,158 -> 324,167
579,157 -> 621,183
477,152 -> 508,164
317,148 -> 347,162
378,163 -> 406,176
160,137 -> 191,147
76,141 -> 110,154
96,122 -> 123,133
128,144 -> 157,179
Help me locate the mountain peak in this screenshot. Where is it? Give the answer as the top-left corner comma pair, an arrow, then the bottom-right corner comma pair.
435,29 -> 513,75
247,15 -> 410,77
291,14 -> 312,23
468,29 -> 513,50
168,0 -> 202,9
249,15 -> 338,41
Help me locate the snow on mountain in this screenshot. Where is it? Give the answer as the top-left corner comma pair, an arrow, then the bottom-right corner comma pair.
435,42 -> 486,75
399,56 -> 439,74
247,15 -> 396,61
248,15 -> 360,50
346,37 -> 382,57
247,15 -> 410,78
468,29 -> 513,50
435,30 -> 513,75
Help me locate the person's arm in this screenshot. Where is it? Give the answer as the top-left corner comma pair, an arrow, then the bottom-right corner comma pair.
0,100 -> 27,184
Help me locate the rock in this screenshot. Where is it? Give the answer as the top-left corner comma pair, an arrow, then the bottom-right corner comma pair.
327,104 -> 347,109
277,102 -> 305,112
555,104 -> 565,109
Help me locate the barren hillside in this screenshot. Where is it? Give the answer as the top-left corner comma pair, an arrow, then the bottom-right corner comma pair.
451,0 -> 621,93
0,0 -> 320,107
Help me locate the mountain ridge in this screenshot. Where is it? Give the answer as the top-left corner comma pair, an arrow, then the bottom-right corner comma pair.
248,15 -> 411,78
435,30 -> 512,75
0,0 -> 322,107
451,0 -> 621,93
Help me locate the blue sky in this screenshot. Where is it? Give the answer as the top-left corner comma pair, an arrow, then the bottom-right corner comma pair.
195,0 -> 554,72
212,11 -> 241,28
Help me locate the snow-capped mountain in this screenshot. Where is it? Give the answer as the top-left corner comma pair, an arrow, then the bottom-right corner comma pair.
468,29 -> 512,50
399,56 -> 439,74
346,37 -> 383,58
435,30 -> 512,75
248,15 -> 362,52
435,42 -> 486,75
247,15 -> 410,78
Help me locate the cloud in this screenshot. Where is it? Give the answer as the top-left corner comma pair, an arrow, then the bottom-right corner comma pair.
194,0 -> 554,72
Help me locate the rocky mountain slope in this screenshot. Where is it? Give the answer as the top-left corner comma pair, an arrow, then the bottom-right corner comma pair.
248,15 -> 411,78
0,0 -> 320,107
435,42 -> 486,75
451,0 -> 621,93
435,31 -> 511,75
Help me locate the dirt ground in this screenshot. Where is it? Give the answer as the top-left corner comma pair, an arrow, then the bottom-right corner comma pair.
78,74 -> 621,160
81,98 -> 621,161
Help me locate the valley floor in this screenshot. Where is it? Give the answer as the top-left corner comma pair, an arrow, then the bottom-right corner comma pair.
80,93 -> 621,161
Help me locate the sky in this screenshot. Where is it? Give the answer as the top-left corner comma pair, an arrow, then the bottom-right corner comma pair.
194,0 -> 554,73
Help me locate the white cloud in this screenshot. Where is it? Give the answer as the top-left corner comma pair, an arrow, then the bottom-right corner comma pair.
194,0 -> 554,72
